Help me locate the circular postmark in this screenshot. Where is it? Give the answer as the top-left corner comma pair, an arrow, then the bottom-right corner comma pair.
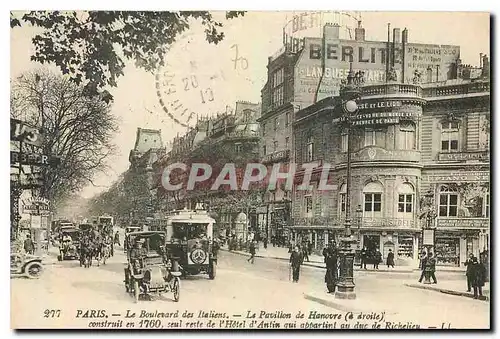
155,28 -> 257,129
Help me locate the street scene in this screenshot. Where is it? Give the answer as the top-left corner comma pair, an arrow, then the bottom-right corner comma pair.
10,11 -> 490,330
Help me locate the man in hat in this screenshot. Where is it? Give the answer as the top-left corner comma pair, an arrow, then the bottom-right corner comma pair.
289,245 -> 303,283
130,238 -> 147,262
24,234 -> 35,255
470,256 -> 486,299
323,241 -> 338,293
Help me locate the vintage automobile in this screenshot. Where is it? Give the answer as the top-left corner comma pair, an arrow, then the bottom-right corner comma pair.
11,252 -> 43,279
123,231 -> 181,303
57,228 -> 81,261
164,206 -> 218,279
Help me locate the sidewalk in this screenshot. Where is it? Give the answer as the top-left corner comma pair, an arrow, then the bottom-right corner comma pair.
405,280 -> 490,301
221,244 -> 467,273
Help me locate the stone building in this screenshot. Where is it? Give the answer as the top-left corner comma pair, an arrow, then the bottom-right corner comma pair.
153,101 -> 261,239
291,68 -> 489,266
259,21 -> 463,247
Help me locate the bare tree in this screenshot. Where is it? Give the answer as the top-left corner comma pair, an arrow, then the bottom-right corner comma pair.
11,69 -> 118,206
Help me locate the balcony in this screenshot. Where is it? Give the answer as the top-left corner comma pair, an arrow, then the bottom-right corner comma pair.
361,83 -> 423,100
337,147 -> 420,165
423,80 -> 490,99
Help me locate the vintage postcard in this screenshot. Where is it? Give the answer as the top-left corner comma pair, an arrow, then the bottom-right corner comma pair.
10,10 -> 490,330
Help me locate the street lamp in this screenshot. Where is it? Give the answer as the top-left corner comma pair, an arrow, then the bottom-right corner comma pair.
335,63 -> 361,300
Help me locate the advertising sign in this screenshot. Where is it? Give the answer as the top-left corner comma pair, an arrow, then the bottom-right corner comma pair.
293,35 -> 459,107
10,118 -> 44,147
422,229 -> 435,246
10,151 -> 61,166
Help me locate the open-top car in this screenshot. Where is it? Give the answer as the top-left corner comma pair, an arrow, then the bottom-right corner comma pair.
123,231 -> 181,303
58,228 -> 81,261
164,206 -> 218,279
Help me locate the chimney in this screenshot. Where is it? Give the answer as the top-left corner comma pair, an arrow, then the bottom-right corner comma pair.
393,28 -> 401,44
355,21 -> 365,41
479,53 -> 483,68
323,23 -> 340,39
402,28 -> 409,43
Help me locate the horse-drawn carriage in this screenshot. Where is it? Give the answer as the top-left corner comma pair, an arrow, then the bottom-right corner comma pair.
123,231 -> 181,303
57,227 -> 80,261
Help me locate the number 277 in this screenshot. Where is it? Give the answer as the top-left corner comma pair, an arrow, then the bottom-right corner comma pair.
44,309 -> 61,318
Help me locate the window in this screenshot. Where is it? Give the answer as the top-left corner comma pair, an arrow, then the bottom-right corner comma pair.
235,143 -> 243,153
274,117 -> 279,131
397,183 -> 415,216
484,190 -> 490,218
364,128 -> 386,147
285,112 -> 291,127
341,130 -> 348,152
306,135 -> 314,162
399,121 -> 416,150
262,145 -> 267,156
262,123 -> 266,137
272,68 -> 285,108
438,185 -> 458,217
285,137 -> 290,149
441,121 -> 459,151
339,184 -> 347,214
273,140 -> 278,152
305,196 -> 313,217
363,182 -> 383,218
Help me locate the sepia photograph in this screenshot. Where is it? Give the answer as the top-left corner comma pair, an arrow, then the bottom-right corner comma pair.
9,8 -> 491,330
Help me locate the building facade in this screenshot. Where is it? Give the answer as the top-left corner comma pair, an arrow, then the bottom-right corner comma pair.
153,101 -> 261,240
259,21 -> 465,247
291,71 -> 489,266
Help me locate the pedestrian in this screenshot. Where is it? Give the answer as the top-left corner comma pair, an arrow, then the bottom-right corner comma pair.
323,241 -> 338,293
247,240 -> 256,264
307,241 -> 313,256
360,246 -> 367,269
114,231 -> 120,246
418,251 -> 428,283
374,249 -> 382,270
470,256 -> 486,299
23,234 -> 35,255
386,249 -> 395,268
263,236 -> 268,249
289,245 -> 303,283
426,252 -> 437,284
464,253 -> 474,292
302,243 -> 310,262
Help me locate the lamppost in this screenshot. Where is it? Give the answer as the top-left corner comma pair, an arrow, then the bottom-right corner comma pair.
335,63 -> 361,300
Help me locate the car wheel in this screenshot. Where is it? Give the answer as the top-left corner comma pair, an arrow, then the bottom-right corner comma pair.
173,277 -> 180,302
209,260 -> 216,280
25,262 -> 43,279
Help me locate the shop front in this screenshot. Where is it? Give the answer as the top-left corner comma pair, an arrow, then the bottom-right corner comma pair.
289,226 -> 339,254
359,230 -> 420,267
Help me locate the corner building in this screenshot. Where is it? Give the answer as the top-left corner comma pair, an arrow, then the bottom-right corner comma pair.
291,74 -> 490,267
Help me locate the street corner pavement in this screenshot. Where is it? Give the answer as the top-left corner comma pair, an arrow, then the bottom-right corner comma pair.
404,282 -> 490,301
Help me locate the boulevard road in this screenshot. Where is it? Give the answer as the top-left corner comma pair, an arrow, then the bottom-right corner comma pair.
11,247 -> 489,329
